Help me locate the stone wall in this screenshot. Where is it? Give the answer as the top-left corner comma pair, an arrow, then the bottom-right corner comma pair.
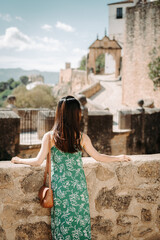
122,2 -> 160,108
118,108 -> 160,155
87,111 -> 113,155
0,155 -> 160,240
0,110 -> 20,160
59,68 -> 89,93
78,81 -> 101,98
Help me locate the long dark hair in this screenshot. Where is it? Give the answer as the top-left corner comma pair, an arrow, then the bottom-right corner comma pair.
53,96 -> 82,153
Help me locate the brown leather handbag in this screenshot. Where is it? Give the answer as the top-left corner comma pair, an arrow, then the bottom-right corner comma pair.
38,134 -> 54,208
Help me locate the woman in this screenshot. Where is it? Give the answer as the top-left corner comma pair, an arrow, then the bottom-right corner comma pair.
11,95 -> 131,239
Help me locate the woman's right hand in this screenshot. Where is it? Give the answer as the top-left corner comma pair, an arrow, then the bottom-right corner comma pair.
11,156 -> 21,164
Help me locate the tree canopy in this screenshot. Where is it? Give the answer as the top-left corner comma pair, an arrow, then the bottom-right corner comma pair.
79,56 -> 87,70
12,85 -> 57,109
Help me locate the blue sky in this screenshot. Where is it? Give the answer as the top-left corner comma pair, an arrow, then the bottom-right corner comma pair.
0,0 -> 112,72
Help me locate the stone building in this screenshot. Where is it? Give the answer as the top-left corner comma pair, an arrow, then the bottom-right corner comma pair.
28,74 -> 44,83
87,35 -> 122,77
122,1 -> 160,107
59,63 -> 89,93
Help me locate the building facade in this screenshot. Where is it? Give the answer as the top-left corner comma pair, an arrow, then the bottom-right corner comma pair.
107,0 -> 135,47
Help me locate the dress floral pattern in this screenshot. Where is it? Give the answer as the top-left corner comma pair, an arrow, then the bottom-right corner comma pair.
51,146 -> 91,240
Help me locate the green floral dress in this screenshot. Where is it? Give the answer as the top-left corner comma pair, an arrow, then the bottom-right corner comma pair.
51,145 -> 91,240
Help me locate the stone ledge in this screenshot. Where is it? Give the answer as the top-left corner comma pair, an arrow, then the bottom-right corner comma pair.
0,155 -> 160,240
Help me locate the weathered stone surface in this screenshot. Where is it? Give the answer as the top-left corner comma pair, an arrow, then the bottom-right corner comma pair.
91,216 -> 113,235
141,208 -> 152,222
95,187 -> 132,212
117,231 -> 130,240
132,226 -> 153,238
116,164 -> 137,185
0,156 -> 160,239
156,205 -> 160,230
95,187 -> 115,212
138,162 -> 160,178
95,165 -> 115,181
0,226 -> 6,240
117,214 -> 139,226
0,171 -> 13,189
145,233 -> 160,240
113,195 -> 132,212
15,222 -> 51,240
1,205 -> 32,228
135,188 -> 159,203
21,171 -> 43,193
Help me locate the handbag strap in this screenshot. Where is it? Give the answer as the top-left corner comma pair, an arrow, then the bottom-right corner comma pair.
43,133 -> 52,189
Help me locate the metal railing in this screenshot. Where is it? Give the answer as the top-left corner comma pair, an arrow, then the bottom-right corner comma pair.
18,109 -> 55,145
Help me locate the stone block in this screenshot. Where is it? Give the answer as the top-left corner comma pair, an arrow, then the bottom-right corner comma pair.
95,187 -> 132,212
91,216 -> 113,236
132,225 -> 153,238
15,222 -> 51,240
95,165 -> 115,181
138,162 -> 160,178
0,171 -> 13,189
0,226 -> 6,240
117,214 -> 139,226
135,188 -> 159,203
118,110 -> 131,129
20,170 -> 44,193
141,208 -> 152,222
117,231 -> 130,240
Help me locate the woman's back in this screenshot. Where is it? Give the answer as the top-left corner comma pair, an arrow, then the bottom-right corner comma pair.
50,145 -> 91,240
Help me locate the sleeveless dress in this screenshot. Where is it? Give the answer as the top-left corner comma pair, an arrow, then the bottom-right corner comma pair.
50,145 -> 92,240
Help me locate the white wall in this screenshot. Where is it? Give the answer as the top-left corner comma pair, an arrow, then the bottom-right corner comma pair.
108,2 -> 135,47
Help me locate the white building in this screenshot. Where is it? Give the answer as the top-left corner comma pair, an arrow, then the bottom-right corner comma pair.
107,0 -> 135,47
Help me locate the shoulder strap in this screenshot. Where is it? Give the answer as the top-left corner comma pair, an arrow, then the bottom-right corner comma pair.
43,133 -> 51,189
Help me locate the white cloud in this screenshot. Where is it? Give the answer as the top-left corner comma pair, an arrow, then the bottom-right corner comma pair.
56,21 -> 75,32
73,48 -> 87,55
15,16 -> 23,21
0,27 -> 64,52
0,13 -> 12,22
41,24 -> 52,31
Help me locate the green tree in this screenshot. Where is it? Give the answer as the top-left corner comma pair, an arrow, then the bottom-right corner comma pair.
10,80 -> 21,90
20,75 -> 29,85
0,82 -> 8,92
96,54 -> 105,74
79,56 -> 87,70
13,85 -> 57,109
148,46 -> 160,90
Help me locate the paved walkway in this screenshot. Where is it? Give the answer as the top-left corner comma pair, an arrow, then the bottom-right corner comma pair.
89,74 -> 126,125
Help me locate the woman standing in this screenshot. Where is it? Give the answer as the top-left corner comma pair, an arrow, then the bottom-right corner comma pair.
11,96 -> 131,239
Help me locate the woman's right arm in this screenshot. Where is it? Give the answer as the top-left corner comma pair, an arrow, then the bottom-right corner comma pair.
11,132 -> 51,166
81,133 -> 131,163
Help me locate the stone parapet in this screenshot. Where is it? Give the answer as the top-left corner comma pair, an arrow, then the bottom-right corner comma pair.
78,81 -> 101,98
0,110 -> 20,160
1,155 -> 160,239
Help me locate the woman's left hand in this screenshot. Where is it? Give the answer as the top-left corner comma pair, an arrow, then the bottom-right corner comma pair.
117,155 -> 131,162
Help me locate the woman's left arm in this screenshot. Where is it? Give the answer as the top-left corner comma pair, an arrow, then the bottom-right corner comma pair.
11,132 -> 50,166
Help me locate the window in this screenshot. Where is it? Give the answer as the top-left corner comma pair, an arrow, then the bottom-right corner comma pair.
116,8 -> 123,19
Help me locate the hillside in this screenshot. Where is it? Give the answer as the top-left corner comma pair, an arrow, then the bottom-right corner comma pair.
0,68 -> 59,85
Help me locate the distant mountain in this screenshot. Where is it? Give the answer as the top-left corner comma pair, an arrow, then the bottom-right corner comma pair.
0,68 -> 59,85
